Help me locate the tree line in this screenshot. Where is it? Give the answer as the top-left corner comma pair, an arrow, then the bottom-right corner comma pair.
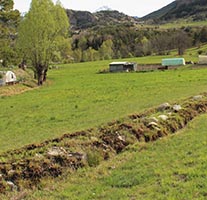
71,25 -> 207,62
1,0 -> 207,85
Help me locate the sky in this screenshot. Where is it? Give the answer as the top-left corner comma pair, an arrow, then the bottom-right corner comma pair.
13,0 -> 174,17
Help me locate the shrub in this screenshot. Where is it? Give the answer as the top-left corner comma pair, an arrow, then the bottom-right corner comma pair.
86,150 -> 103,167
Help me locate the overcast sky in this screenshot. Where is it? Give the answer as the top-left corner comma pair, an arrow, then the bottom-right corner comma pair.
13,0 -> 174,17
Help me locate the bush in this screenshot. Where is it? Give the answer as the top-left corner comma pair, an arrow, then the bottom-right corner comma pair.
86,150 -> 103,167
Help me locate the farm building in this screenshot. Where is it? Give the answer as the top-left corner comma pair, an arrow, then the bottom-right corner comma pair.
109,62 -> 138,72
162,58 -> 185,67
198,55 -> 207,65
0,71 -> 17,86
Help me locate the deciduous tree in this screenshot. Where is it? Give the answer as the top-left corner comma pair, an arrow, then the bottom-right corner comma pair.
99,39 -> 113,60
172,31 -> 192,55
17,0 -> 69,85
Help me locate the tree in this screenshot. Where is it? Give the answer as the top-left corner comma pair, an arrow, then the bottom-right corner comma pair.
98,39 -> 113,60
78,36 -> 88,51
199,26 -> 207,43
0,0 -> 20,67
17,0 -> 69,85
82,47 -> 99,62
72,48 -> 82,63
171,31 -> 192,55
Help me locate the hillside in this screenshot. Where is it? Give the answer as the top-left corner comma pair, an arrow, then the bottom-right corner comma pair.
66,0 -> 207,29
66,9 -> 138,30
141,1 -> 177,21
142,0 -> 207,22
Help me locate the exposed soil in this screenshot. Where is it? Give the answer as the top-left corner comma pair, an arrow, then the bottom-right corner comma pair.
1,93 -> 207,194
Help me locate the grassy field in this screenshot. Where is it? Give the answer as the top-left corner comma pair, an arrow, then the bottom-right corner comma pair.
1,55 -> 207,153
161,20 -> 207,29
136,19 -> 207,30
1,52 -> 207,199
23,114 -> 207,200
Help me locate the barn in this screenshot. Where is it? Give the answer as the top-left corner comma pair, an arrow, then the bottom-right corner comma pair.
109,62 -> 138,72
162,58 -> 185,67
0,71 -> 17,86
198,55 -> 207,65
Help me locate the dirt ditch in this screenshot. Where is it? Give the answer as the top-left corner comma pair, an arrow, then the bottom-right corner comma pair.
1,93 -> 207,193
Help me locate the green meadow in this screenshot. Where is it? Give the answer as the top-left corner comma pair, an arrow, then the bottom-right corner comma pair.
1,52 -> 207,199
161,19 -> 207,29
1,54 -> 207,153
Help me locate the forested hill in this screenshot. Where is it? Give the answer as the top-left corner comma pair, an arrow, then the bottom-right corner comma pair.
66,9 -> 138,30
66,0 -> 207,30
142,0 -> 207,22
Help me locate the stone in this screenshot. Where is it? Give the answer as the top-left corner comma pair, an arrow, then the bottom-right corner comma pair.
148,121 -> 158,126
147,122 -> 161,131
6,181 -> 17,191
157,103 -> 171,111
148,117 -> 158,123
68,152 -> 86,161
173,104 -> 182,112
117,135 -> 125,142
193,95 -> 203,100
47,147 -> 67,157
147,121 -> 159,128
158,115 -> 168,121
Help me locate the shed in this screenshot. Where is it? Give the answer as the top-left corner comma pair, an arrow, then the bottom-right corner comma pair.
0,71 -> 17,86
162,58 -> 185,67
109,62 -> 137,72
198,55 -> 207,65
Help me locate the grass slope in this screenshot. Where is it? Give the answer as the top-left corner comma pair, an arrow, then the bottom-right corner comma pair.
160,19 -> 207,29
141,1 -> 176,20
24,114 -> 207,200
1,57 -> 207,153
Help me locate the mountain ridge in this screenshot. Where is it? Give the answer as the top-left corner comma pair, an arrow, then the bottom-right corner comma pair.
66,0 -> 207,30
142,0 -> 207,22
66,9 -> 138,30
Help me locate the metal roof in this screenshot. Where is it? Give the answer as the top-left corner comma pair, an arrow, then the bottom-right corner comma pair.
109,62 -> 128,65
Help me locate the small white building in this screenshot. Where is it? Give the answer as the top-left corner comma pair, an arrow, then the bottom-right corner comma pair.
162,58 -> 185,67
0,71 -> 17,86
109,62 -> 138,72
198,55 -> 207,65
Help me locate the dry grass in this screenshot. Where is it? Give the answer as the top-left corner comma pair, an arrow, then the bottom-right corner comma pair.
0,68 -> 37,97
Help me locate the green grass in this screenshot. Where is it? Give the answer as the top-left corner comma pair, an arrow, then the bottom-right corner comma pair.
148,18 -> 207,29
1,57 -> 207,153
158,19 -> 207,29
136,19 -> 207,30
24,114 -> 207,200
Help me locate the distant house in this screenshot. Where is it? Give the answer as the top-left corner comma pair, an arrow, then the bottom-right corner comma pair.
162,58 -> 185,67
198,55 -> 207,65
0,71 -> 17,86
109,62 -> 138,72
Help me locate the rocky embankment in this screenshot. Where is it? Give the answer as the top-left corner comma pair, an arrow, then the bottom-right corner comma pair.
1,93 -> 207,193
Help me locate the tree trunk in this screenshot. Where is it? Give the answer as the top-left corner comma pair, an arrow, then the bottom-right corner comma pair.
37,73 -> 44,86
36,64 -> 44,86
43,68 -> 48,82
35,64 -> 48,86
